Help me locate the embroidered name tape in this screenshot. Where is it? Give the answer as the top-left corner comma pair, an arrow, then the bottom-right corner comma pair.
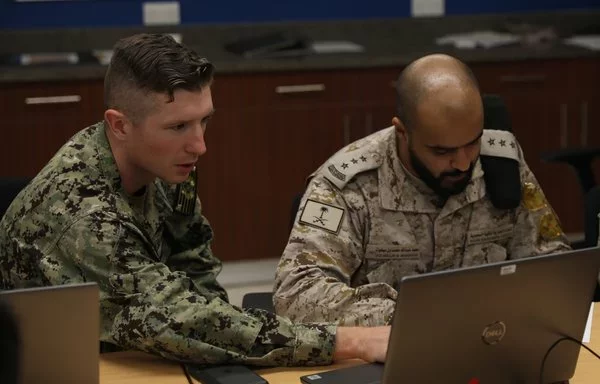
467,225 -> 514,246
366,245 -> 421,260
299,199 -> 345,234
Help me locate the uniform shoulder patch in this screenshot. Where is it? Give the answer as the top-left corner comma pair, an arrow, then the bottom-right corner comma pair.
298,199 -> 345,234
321,151 -> 381,190
522,182 -> 547,211
314,127 -> 391,189
480,129 -> 520,162
522,182 -> 563,241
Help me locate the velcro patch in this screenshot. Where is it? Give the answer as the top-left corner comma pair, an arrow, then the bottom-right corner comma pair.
480,130 -> 520,161
175,167 -> 197,215
299,199 -> 345,234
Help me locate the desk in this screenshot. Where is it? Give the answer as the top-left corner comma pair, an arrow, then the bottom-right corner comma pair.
100,306 -> 600,383
100,351 -> 187,384
257,306 -> 600,383
570,304 -> 600,383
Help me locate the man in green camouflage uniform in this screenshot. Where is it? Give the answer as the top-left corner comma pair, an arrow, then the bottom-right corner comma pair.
274,54 -> 570,326
0,34 -> 389,366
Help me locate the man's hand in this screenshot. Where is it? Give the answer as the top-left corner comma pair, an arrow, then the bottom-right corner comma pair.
333,326 -> 391,363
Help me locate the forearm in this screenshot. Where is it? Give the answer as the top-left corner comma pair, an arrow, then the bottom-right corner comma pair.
333,327 -> 362,361
108,272 -> 335,366
275,278 -> 396,326
54,214 -> 334,366
333,326 -> 390,363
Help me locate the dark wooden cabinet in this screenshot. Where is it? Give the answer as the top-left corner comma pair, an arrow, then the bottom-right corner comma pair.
0,80 -> 105,177
472,58 -> 600,234
1,57 -> 597,260
201,68 -> 399,260
575,59 -> 600,178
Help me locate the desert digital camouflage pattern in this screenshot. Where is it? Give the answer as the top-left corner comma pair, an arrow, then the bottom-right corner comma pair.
0,122 -> 335,366
274,127 -> 570,326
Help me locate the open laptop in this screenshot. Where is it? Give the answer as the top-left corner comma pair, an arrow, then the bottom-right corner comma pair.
0,282 -> 100,384
301,247 -> 600,384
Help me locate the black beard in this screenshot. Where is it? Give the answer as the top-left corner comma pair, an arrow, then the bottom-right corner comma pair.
408,144 -> 475,200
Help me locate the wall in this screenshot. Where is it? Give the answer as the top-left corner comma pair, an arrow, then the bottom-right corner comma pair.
0,0 -> 599,29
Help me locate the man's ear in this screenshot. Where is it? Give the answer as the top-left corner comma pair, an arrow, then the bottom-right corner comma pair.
104,108 -> 132,141
392,117 -> 409,142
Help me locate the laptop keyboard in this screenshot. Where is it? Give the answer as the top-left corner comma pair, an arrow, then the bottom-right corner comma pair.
300,363 -> 384,384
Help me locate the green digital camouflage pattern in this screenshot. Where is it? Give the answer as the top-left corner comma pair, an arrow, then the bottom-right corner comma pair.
0,122 -> 335,366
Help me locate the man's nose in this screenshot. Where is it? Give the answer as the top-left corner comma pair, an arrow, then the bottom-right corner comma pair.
187,126 -> 207,156
451,148 -> 471,172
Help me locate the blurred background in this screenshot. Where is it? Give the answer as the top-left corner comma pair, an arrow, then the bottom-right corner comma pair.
1,0 -> 599,304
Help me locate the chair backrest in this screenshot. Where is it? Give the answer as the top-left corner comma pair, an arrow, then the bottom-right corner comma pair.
241,292 -> 274,313
0,178 -> 30,219
0,300 -> 20,384
289,193 -> 303,231
481,94 -> 521,210
483,94 -> 513,133
0,178 -> 29,380
582,185 -> 600,301
584,185 -> 600,248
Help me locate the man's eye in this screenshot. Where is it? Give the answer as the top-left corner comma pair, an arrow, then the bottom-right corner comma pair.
433,149 -> 450,155
172,123 -> 186,130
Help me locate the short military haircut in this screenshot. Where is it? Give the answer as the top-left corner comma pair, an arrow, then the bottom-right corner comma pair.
104,33 -> 214,123
395,55 -> 480,131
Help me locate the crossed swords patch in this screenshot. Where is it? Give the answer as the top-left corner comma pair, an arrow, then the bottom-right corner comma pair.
298,199 -> 345,234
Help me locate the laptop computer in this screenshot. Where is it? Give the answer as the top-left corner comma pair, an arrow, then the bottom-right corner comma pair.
301,247 -> 600,384
0,283 -> 100,384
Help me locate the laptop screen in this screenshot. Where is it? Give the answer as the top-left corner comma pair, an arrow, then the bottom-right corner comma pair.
0,283 -> 100,384
301,247 -> 600,384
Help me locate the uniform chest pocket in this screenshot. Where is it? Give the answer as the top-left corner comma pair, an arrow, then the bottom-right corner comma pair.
463,224 -> 513,267
463,243 -> 508,266
365,244 -> 423,290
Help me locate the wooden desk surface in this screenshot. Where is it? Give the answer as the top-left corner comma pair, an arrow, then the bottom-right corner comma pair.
99,350 -> 187,384
100,306 -> 600,384
254,305 -> 600,383
569,304 -> 600,383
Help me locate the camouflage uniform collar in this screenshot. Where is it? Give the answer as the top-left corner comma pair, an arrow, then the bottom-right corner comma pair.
378,129 -> 437,213
92,122 -> 175,246
438,160 -> 485,219
399,157 -> 437,198
93,121 -> 124,193
378,129 -> 485,214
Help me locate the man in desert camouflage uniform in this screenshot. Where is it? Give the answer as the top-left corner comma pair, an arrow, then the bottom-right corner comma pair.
0,34 -> 389,366
274,54 -> 570,326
